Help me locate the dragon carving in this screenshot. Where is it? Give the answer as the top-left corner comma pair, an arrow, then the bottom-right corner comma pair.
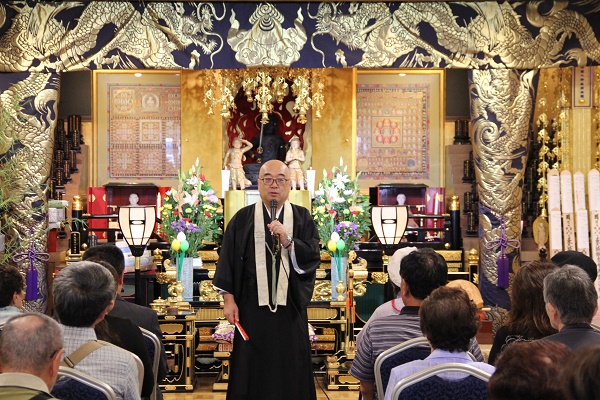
0,72 -> 58,312
310,2 -> 600,68
0,2 -> 225,72
470,69 -> 537,303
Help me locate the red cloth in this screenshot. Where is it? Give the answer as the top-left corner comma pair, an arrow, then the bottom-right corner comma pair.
87,186 -> 108,239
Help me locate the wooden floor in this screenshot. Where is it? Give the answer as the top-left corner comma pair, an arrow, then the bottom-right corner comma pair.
163,374 -> 360,400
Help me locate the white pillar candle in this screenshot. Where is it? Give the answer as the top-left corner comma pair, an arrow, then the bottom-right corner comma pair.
306,168 -> 316,199
221,169 -> 231,194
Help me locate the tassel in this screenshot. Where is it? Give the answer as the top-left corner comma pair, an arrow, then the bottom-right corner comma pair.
26,265 -> 38,300
12,230 -> 49,302
497,254 -> 509,289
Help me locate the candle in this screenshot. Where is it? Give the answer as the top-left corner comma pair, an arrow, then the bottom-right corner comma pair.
221,169 -> 231,194
306,168 -> 316,199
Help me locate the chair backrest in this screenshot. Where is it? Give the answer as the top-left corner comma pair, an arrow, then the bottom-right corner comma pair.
374,336 -> 430,400
391,362 -> 492,400
130,351 -> 145,396
140,327 -> 161,400
51,366 -> 117,400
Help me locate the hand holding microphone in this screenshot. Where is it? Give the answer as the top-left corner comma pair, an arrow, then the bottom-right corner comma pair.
270,200 -> 280,249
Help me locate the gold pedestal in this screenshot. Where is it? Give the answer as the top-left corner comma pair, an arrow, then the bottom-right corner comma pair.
224,190 -> 246,228
288,190 -> 311,210
158,313 -> 196,392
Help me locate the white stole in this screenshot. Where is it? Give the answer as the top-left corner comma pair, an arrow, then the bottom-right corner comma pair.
254,201 -> 293,311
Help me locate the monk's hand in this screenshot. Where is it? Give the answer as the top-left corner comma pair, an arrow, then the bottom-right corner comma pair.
268,220 -> 288,245
223,293 -> 239,324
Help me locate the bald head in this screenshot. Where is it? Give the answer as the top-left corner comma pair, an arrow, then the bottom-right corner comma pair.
0,313 -> 63,379
258,160 -> 291,207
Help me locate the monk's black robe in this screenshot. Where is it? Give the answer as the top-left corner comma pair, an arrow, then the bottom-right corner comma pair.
213,202 -> 321,400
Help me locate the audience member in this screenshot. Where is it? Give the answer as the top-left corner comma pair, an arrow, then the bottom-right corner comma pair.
53,261 -> 141,400
543,265 -> 600,351
551,250 -> 600,326
561,345 -> 600,400
0,313 -> 63,399
488,340 -> 572,400
384,286 -> 495,400
550,250 -> 598,282
82,244 -> 167,381
356,247 -> 415,347
350,248 -> 484,400
0,266 -> 25,329
488,260 -> 558,364
87,258 -> 155,399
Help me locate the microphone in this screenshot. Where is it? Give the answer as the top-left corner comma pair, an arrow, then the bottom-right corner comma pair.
270,200 -> 280,249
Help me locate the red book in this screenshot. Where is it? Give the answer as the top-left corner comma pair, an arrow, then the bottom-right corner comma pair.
87,187 -> 108,239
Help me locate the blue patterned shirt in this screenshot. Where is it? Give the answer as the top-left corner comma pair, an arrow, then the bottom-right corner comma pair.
61,325 -> 140,400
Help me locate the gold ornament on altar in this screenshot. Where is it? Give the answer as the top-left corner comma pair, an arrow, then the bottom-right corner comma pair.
534,77 -> 551,252
203,68 -> 325,125
154,258 -> 191,312
335,280 -> 346,302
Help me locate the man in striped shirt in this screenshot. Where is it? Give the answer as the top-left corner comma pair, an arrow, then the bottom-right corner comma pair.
350,248 -> 484,400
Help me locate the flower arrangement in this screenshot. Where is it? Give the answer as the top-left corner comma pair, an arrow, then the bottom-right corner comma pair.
312,158 -> 371,263
161,159 -> 223,268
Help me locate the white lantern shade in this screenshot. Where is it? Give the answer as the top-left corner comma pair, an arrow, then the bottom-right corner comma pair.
118,206 -> 156,256
371,206 -> 409,245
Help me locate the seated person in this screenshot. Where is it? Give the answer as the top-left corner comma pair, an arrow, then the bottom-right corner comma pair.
82,244 -> 168,385
488,260 -> 558,365
350,248 -> 484,400
53,261 -> 141,400
88,258 -> 155,398
356,247 -> 415,348
384,286 -> 495,400
0,265 -> 25,330
543,265 -> 600,351
561,345 -> 600,400
550,250 -> 597,282
0,313 -> 64,399
488,340 -> 572,400
550,250 -> 600,327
